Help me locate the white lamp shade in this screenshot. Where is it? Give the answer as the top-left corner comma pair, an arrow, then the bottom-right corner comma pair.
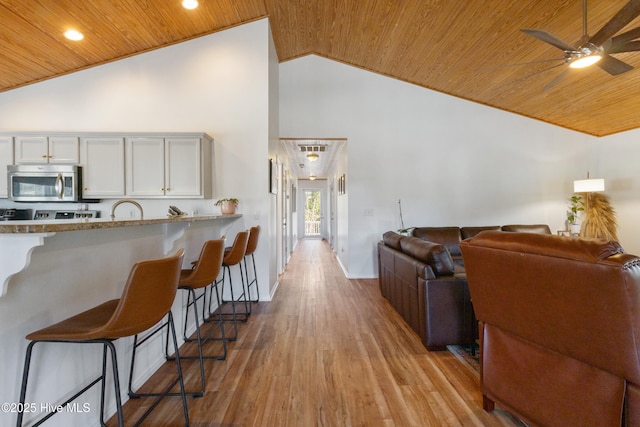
574,178 -> 605,193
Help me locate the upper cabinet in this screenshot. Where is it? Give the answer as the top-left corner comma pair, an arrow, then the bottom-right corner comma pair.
165,137 -> 204,197
15,136 -> 79,164
0,137 -> 13,198
126,135 -> 211,198
1,132 -> 212,199
80,137 -> 126,198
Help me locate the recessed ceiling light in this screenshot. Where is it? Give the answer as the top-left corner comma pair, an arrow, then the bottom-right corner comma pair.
64,29 -> 84,41
182,0 -> 198,9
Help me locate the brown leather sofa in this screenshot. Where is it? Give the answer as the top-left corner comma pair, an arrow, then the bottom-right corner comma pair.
377,224 -> 550,351
460,231 -> 640,427
378,231 -> 472,350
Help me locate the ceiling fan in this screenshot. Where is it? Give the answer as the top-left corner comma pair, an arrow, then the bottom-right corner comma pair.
518,0 -> 640,90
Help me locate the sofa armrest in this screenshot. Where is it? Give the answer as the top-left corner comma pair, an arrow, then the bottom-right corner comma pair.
501,224 -> 551,234
420,277 -> 473,350
400,236 -> 455,276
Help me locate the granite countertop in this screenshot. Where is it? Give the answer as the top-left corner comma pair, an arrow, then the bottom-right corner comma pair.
0,213 -> 242,234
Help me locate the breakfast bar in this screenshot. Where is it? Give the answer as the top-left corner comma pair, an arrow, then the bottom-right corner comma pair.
0,213 -> 241,427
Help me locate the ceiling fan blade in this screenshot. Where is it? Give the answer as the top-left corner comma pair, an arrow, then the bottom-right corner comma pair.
608,40 -> 640,53
543,69 -> 570,91
494,62 -> 567,91
589,0 -> 640,46
611,26 -> 640,45
597,54 -> 634,75
521,29 -> 576,51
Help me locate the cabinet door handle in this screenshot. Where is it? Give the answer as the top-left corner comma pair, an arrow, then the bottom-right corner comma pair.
41,155 -> 47,158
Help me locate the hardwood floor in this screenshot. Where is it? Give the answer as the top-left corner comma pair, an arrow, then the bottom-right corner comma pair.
118,239 -> 524,426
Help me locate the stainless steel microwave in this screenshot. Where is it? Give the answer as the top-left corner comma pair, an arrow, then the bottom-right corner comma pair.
8,164 -> 85,202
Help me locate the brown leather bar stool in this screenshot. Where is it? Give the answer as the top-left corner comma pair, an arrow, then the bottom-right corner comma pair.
169,238 -> 226,397
243,226 -> 261,311
212,230 -> 249,340
17,250 -> 188,427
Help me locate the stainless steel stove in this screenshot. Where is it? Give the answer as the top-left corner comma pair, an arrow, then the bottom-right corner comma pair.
34,210 -> 100,220
0,208 -> 32,221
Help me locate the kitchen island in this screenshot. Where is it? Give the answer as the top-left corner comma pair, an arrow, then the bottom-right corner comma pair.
0,213 -> 242,427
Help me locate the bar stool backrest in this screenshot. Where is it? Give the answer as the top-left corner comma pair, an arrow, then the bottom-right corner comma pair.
181,239 -> 225,289
101,249 -> 184,339
223,231 -> 249,266
245,226 -> 260,256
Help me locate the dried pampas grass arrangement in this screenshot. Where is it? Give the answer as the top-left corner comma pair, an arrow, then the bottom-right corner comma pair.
581,193 -> 618,241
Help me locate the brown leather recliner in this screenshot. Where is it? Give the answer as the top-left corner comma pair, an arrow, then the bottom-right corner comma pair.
460,231 -> 640,427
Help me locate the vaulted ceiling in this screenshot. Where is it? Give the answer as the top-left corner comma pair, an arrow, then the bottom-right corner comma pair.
2,0 -> 640,137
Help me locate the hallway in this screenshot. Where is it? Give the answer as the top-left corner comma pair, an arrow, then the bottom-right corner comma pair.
121,239 -> 522,426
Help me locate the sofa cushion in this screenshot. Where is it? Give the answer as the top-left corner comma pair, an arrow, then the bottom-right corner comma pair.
400,236 -> 455,276
461,226 -> 501,240
382,231 -> 405,250
412,227 -> 462,257
501,224 -> 551,234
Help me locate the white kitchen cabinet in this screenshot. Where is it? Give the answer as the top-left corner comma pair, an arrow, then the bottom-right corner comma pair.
126,137 -> 165,197
165,137 -> 202,197
2,131 -> 211,200
126,135 -> 210,198
0,137 -> 13,197
80,137 -> 125,198
15,136 -> 79,164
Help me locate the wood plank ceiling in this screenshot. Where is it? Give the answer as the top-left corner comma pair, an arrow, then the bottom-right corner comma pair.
2,0 -> 640,137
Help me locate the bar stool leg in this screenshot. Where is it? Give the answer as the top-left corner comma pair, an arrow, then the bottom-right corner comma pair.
127,312 -> 189,425
17,341 -> 36,427
193,285 -> 227,360
102,341 -> 124,427
165,288 -> 206,396
182,287 -> 203,342
242,253 -> 259,313
213,267 -> 239,341
168,312 -> 190,427
238,261 -> 249,321
18,340 -> 124,427
165,287 -> 227,396
221,263 -> 249,322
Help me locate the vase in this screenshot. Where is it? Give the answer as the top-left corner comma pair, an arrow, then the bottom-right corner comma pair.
220,201 -> 237,214
569,223 -> 581,236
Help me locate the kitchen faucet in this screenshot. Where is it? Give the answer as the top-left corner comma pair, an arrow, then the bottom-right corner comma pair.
110,199 -> 144,220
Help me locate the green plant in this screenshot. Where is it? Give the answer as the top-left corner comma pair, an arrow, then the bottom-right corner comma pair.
397,199 -> 415,234
567,194 -> 584,225
215,198 -> 239,206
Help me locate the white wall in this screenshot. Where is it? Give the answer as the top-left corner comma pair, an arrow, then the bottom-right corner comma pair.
594,128 -> 640,255
0,19 -> 274,298
267,25 -> 281,295
280,55 -> 597,278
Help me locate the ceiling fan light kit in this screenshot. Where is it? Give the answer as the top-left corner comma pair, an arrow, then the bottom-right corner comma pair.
518,0 -> 640,89
569,46 -> 603,68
